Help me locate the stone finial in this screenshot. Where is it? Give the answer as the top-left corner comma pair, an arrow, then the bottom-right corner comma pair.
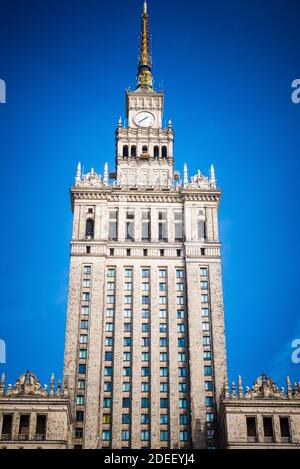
56,379 -> 62,396
63,376 -> 70,398
168,119 -> 172,128
293,382 -> 299,397
286,376 -> 292,398
104,163 -> 109,186
224,378 -> 230,399
50,373 -> 55,397
238,375 -> 243,398
183,164 -> 188,189
210,164 -> 216,189
75,162 -> 82,184
231,381 -> 237,398
118,117 -> 122,127
0,373 -> 5,395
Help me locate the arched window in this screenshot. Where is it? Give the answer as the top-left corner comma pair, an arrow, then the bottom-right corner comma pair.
131,145 -> 137,158
86,219 -> 95,240
162,146 -> 168,159
123,145 -> 129,158
142,145 -> 148,154
154,146 -> 159,158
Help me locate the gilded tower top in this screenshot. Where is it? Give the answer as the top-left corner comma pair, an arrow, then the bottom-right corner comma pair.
137,1 -> 153,90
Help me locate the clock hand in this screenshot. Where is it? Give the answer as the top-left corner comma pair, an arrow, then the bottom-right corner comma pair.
139,116 -> 149,123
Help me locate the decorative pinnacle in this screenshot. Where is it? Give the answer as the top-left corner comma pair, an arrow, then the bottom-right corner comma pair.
210,164 -> 216,189
144,0 -> 147,14
76,162 -> 81,184
137,1 -> 153,89
104,163 -> 109,186
184,164 -> 189,189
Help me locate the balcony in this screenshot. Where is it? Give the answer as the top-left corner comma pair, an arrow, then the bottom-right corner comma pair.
1,434 -> 11,441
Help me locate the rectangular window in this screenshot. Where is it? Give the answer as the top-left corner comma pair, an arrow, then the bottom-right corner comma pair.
198,220 -> 206,241
160,431 -> 169,441
160,338 -> 168,347
203,336 -> 211,346
247,417 -> 257,441
159,283 -> 167,291
205,397 -> 214,407
178,368 -> 187,377
78,380 -> 86,390
142,269 -> 150,278
177,324 -> 185,333
176,283 -> 184,292
204,366 -> 213,376
124,309 -> 132,318
109,210 -> 118,241
160,353 -> 168,362
122,430 -> 130,441
179,414 -> 188,425
159,269 -> 167,278
142,210 -> 151,241
126,211 -> 135,241
2,415 -> 12,438
180,431 -> 188,441
177,297 -> 184,305
75,427 -> 83,439
160,367 -> 168,377
179,383 -> 187,393
103,398 -> 112,408
202,308 -> 209,317
201,295 -> 209,303
125,269 -> 133,278
123,352 -> 131,361
159,297 -> 167,305
202,322 -> 210,332
102,430 -> 111,441
141,367 -> 150,377
141,382 -> 150,393
105,337 -> 113,346
106,323 -> 114,332
263,417 -> 274,441
83,279 -> 90,288
76,411 -> 84,422
177,310 -> 185,319
122,414 -> 131,424
142,352 -> 149,362
81,306 -> 90,315
80,320 -> 88,330
160,310 -> 167,319
160,383 -> 168,392
83,266 -> 92,276
107,295 -> 115,304
142,296 -> 150,305
160,324 -> 167,333
123,367 -> 131,376
206,413 -> 215,423
174,212 -> 183,241
158,211 -> 168,241
160,414 -> 169,425
178,353 -> 186,362
104,367 -> 112,376
79,349 -> 88,359
123,337 -> 131,346
124,296 -> 132,304
82,292 -> 90,302
142,283 -> 150,291
179,399 -> 188,409
280,417 -> 291,439
19,415 -> 30,436
204,351 -> 212,360
160,398 -> 168,409
124,323 -> 131,332
141,414 -> 150,425
122,398 -> 131,408
123,382 -> 131,392
104,382 -> 112,392
107,268 -> 116,278
201,281 -> 208,290
124,282 -> 132,291
76,395 -> 85,406
141,398 -> 149,408
142,323 -> 149,333
205,381 -> 213,392
178,338 -> 185,347
102,414 -> 111,425
141,431 -> 149,441
80,334 -> 88,344
106,309 -> 114,318
142,337 -> 150,347
200,268 -> 208,277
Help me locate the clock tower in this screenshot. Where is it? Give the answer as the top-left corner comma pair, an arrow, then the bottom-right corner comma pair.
115,1 -> 175,189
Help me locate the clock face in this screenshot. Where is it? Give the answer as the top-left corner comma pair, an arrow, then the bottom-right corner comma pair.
135,111 -> 155,128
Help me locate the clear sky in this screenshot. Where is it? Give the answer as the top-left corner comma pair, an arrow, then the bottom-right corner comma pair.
0,0 -> 299,390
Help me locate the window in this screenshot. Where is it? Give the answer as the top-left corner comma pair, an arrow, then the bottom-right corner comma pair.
131,145 -> 137,158
109,210 -> 118,241
176,270 -> 184,278
122,398 -> 131,408
141,382 -> 150,392
81,306 -> 89,315
205,381 -> 213,392
201,281 -> 208,290
200,268 -> 208,277
141,414 -> 150,424
106,323 -> 114,332
104,367 -> 112,376
178,338 -> 185,347
203,336 -> 211,346
142,210 -> 151,241
142,283 -> 149,291
141,431 -> 149,441
79,349 -> 88,359
75,427 -> 83,439
123,145 -> 129,158
85,218 -> 94,239
124,282 -> 132,291
83,266 -> 92,276
142,145 -> 148,153
122,414 -> 131,424
123,367 -> 131,376
124,323 -> 131,332
263,417 -> 274,441
142,269 -> 150,278
77,395 -> 85,406
160,297 -> 167,305
102,414 -> 111,425
78,364 -> 86,375
179,398 -> 188,409
280,418 -> 290,440
160,398 -> 168,408
80,320 -> 88,330
124,296 -> 132,305
160,324 -> 167,333
102,430 -> 111,441
180,431 -> 188,441
104,382 -> 112,392
103,398 -> 111,408
79,334 -> 88,344
174,212 -> 183,241
154,145 -> 159,158
160,353 -> 168,362
141,367 -> 150,377
142,296 -> 150,305
142,323 -> 149,333
83,279 -> 90,288
177,297 -> 184,305
142,352 -> 149,362
202,295 -> 209,303
203,322 -> 210,332
247,417 -> 257,441
162,146 -> 168,159
206,413 -> 215,423
123,382 -> 131,392
207,429 -> 215,440
1,415 -> 12,439
179,383 -> 187,393
142,337 -> 150,347
198,220 -> 206,241
142,309 -> 149,318
105,337 -> 113,346
82,292 -> 90,302
76,411 -> 84,422
177,310 -> 185,319
123,351 -> 131,361
176,283 -> 184,291
105,351 -> 113,362
177,324 -> 185,333
141,398 -> 149,408
160,431 -> 168,441
124,309 -> 132,318
159,283 -> 167,292
160,367 -> 168,377
160,310 -> 167,318
160,249 -> 165,257
205,397 -> 214,407
160,338 -> 168,347
178,368 -> 187,377
125,269 -> 133,278
126,211 -> 135,241
179,414 -> 188,425
107,268 -> 116,278
158,212 -> 168,241
123,337 -> 131,347
204,351 -> 212,361
160,414 -> 169,425
178,353 -> 186,362
202,308 -> 209,317
106,308 -> 114,317
204,366 -> 213,376
86,246 -> 91,254
159,269 -> 167,278
107,295 -> 115,305
78,380 -> 86,390
122,430 -> 130,441
160,383 -> 168,392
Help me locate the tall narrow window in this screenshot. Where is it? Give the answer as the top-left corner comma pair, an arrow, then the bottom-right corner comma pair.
1,415 -> 12,440
246,417 -> 257,442
109,209 -> 118,241
19,415 -> 30,440
86,219 -> 94,240
142,145 -> 148,154
131,145 -> 137,158
174,211 -> 183,241
280,417 -> 291,441
198,210 -> 206,241
35,416 -> 47,441
142,210 -> 151,241
263,417 -> 274,442
162,146 -> 168,159
154,146 -> 159,158
158,211 -> 168,241
126,211 -> 135,241
123,145 -> 129,158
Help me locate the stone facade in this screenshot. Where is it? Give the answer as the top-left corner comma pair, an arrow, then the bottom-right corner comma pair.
219,375 -> 300,449
0,372 -> 73,449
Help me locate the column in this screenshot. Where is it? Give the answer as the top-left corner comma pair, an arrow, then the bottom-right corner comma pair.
205,208 -> 213,242
135,208 -> 142,242
150,265 -> 160,448
151,208 -> 158,243
94,205 -> 102,241
72,204 -> 81,240
131,264 -> 142,448
29,413 -> 37,440
212,207 -> 219,242
119,207 -> 126,242
168,208 -> 174,243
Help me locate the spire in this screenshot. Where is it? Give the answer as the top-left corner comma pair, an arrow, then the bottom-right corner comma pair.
103,163 -> 109,186
210,164 -> 216,189
238,375 -> 243,398
184,164 -> 189,189
75,162 -> 81,184
137,1 -> 153,90
0,373 -> 5,395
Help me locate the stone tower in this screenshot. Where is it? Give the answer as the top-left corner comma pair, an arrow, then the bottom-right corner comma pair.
64,1 -> 227,449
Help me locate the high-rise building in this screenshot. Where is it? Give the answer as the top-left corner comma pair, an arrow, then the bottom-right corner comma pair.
64,1 -> 227,449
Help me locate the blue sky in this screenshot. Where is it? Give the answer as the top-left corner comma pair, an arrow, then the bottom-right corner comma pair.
0,0 -> 299,390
